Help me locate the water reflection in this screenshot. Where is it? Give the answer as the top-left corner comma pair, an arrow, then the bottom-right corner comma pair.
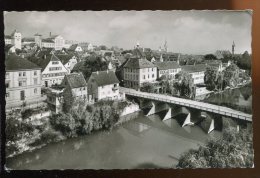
7,111 -> 223,170
203,84 -> 252,114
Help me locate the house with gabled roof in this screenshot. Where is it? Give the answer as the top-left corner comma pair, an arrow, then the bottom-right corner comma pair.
5,54 -> 45,109
87,70 -> 122,101
62,73 -> 91,110
28,54 -> 69,87
123,48 -> 157,89
55,54 -> 78,73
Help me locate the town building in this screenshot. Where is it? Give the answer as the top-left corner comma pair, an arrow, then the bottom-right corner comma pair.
181,64 -> 207,85
46,86 -> 64,113
154,61 -> 182,79
55,54 -> 78,73
63,73 -> 90,105
123,48 -> 157,89
5,54 -> 44,109
5,29 -> 22,50
28,54 -> 69,87
87,70 -> 123,101
33,33 -> 65,50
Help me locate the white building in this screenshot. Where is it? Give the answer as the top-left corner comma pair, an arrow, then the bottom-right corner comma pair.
28,54 -> 69,87
123,48 -> 157,89
87,70 -> 122,101
181,64 -> 207,85
155,61 -> 181,79
5,30 -> 22,50
5,54 -> 44,109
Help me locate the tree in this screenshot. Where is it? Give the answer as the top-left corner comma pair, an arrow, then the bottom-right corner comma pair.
204,66 -> 218,90
176,127 -> 253,168
204,54 -> 217,60
140,82 -> 157,93
174,71 -> 196,99
223,64 -> 240,88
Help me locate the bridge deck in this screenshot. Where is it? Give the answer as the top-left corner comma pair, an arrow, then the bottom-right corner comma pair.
120,87 -> 252,122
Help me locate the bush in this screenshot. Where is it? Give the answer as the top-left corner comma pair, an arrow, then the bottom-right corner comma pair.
21,109 -> 33,120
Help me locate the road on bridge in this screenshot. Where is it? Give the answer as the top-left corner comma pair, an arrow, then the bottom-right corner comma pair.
120,87 -> 252,122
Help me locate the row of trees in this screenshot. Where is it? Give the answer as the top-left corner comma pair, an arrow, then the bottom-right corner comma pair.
176,126 -> 253,168
49,99 -> 128,138
204,63 -> 250,91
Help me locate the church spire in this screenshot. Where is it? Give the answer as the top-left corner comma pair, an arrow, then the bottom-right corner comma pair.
232,41 -> 235,57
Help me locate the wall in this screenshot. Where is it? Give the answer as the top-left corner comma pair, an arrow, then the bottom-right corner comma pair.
5,69 -> 43,109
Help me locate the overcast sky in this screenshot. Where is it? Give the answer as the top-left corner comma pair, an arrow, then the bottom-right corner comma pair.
4,11 -> 252,54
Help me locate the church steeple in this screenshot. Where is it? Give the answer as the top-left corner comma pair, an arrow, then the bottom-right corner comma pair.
232,41 -> 235,57
164,40 -> 168,52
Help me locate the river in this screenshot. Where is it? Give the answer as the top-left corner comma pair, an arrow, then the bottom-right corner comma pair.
6,85 -> 252,169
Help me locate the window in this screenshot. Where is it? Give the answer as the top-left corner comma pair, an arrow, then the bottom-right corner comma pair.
19,72 -> 22,77
83,87 -> 85,90
23,72 -> 26,76
152,74 -> 154,78
5,82 -> 9,88
143,75 -> 145,79
34,88 -> 37,94
148,75 -> 149,79
6,92 -> 9,97
6,72 -> 9,78
52,61 -> 59,65
152,68 -> 154,71
34,71 -> 37,76
34,78 -> 38,85
19,81 -> 22,86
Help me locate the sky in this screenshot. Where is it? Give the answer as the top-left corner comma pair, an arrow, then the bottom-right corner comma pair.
4,11 -> 252,54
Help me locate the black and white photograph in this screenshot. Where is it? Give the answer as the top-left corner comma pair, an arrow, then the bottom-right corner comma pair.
4,10 -> 253,169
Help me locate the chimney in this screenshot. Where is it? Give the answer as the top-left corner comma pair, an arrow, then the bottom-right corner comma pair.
96,71 -> 99,74
49,32 -> 51,37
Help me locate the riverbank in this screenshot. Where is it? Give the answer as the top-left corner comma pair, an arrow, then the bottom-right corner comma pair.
6,99 -> 141,159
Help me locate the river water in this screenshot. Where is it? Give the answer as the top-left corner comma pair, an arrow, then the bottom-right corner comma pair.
6,85 -> 252,170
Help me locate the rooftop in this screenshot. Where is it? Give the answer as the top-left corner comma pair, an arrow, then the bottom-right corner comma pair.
181,64 -> 207,73
123,56 -> 155,69
64,73 -> 87,89
90,70 -> 119,86
154,61 -> 180,70
5,54 -> 41,71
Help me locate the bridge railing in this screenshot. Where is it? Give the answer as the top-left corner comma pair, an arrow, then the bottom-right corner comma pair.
121,87 -> 252,122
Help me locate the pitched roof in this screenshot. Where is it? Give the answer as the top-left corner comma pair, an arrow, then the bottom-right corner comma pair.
28,54 -> 60,71
68,44 -> 78,51
154,61 -> 180,70
64,73 -> 87,89
123,57 -> 155,69
5,35 -> 12,39
181,64 -> 207,73
22,37 -> 35,42
55,54 -> 76,65
5,44 -> 14,52
90,70 -> 119,86
71,60 -> 84,72
5,54 -> 41,71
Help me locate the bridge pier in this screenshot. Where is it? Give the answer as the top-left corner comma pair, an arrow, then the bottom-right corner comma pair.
182,107 -> 202,127
200,112 -> 223,133
145,101 -> 170,117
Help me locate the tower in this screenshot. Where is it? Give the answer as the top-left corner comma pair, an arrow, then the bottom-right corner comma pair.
34,33 -> 42,48
164,40 -> 168,52
11,29 -> 22,50
232,41 -> 235,57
